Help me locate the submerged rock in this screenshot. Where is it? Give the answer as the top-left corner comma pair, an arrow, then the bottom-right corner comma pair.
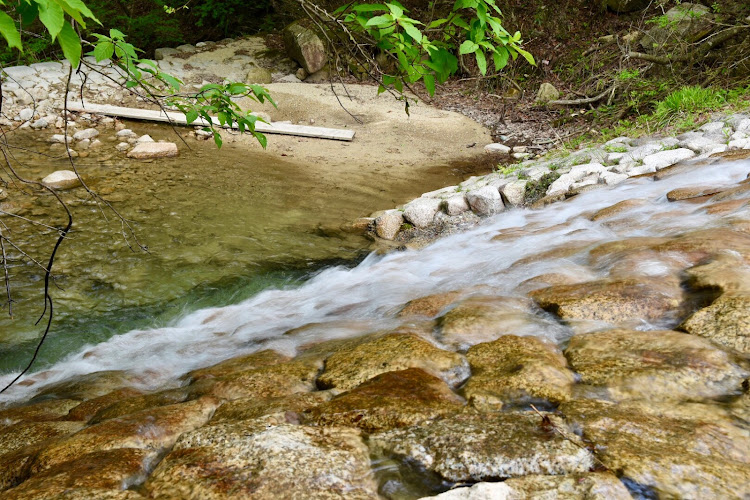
210,391 -> 333,424
463,335 -> 575,408
561,399 -> 750,499
186,349 -> 290,381
369,411 -> 594,482
317,333 -> 469,390
679,293 -> 750,354
126,142 -> 178,159
0,399 -> 80,427
307,368 -> 463,432
145,419 -> 379,499
398,291 -> 463,318
565,328 -> 748,401
31,370 -> 141,402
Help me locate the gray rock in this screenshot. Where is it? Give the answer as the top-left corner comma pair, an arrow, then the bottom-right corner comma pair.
369,412 -> 594,482
602,171 -> 629,185
501,180 -> 528,206
73,128 -> 99,141
375,210 -> 404,240
484,143 -> 511,154
641,148 -> 696,170
127,142 -> 178,159
421,185 -> 460,200
18,108 -> 34,122
175,44 -> 196,53
444,194 -> 470,216
115,142 -> 131,151
403,198 -> 442,228
735,118 -> 750,134
641,3 -> 714,55
623,139 -> 677,162
154,47 -> 179,60
536,82 -> 560,102
283,22 -> 327,74
42,170 -> 80,190
136,134 -> 155,143
604,136 -> 633,146
728,138 -> 750,150
3,65 -> 37,81
77,139 -> 91,150
49,134 -> 73,144
116,129 -> 137,138
679,136 -> 724,153
466,186 -> 504,216
246,66 -> 273,84
30,118 -> 48,129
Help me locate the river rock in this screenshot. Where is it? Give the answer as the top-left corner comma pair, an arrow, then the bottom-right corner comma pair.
18,108 -> 33,122
116,141 -> 131,151
145,419 -> 379,499
403,198 -> 442,228
317,333 -> 469,390
438,296 -> 565,348
374,209 -> 404,240
679,293 -> 750,354
0,399 -> 80,427
667,185 -> 725,201
283,22 -> 327,74
29,118 -> 48,129
127,142 -> 178,159
211,391 -> 333,425
42,170 -> 81,189
64,387 -> 145,422
3,448 -> 154,499
187,349 -> 289,381
561,399 -> 750,498
536,82 -> 560,102
463,335 -> 575,408
88,387 -> 191,424
641,148 -> 696,170
398,291 -> 462,318
30,397 -> 218,474
369,411 -> 594,482
116,129 -> 137,138
680,136 -> 724,154
443,194 -> 470,216
500,180 -> 527,206
73,128 -> 99,141
530,277 -> 683,325
31,370 -> 139,402
48,134 -> 72,144
684,253 -> 750,294
246,66 -> 273,84
466,186 -> 504,216
588,199 -> 647,221
565,328 -> 748,401
307,368 -> 463,432
484,143 -> 511,154
136,134 -> 154,143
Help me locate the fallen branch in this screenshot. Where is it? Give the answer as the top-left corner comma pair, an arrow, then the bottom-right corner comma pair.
627,24 -> 748,64
546,84 -> 616,106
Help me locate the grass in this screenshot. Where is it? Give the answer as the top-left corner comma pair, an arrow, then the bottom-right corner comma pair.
652,86 -> 729,126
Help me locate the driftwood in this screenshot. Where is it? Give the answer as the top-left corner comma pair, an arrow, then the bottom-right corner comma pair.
545,85 -> 617,107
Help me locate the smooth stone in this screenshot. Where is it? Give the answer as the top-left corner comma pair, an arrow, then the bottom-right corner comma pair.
684,253 -> 750,294
127,142 -> 178,159
116,129 -> 137,138
29,118 -> 48,129
115,142 -> 131,151
41,170 -> 81,190
0,399 -> 80,427
64,387 -> 145,422
667,185 -> 725,201
3,65 -> 37,80
403,198 -> 442,228
500,180 -> 527,206
18,108 -> 34,122
641,148 -> 696,170
443,194 -> 470,216
398,290 -> 463,318
484,143 -> 511,154
73,128 -> 99,141
210,392 -> 332,425
374,209 -> 404,240
136,134 -> 155,143
466,186 -> 504,216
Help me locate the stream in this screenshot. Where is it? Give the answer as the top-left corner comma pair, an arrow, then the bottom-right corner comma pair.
2,148 -> 748,405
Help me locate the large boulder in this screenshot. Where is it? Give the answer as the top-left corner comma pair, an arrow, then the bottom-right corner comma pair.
283,22 -> 327,74
679,293 -> 750,354
640,3 -> 715,55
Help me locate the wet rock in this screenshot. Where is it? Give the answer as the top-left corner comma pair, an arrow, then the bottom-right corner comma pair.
438,296 -> 564,348
41,170 -> 81,190
200,357 -> 322,400
466,186 -> 504,216
31,397 -> 218,474
127,142 -> 178,159
32,371 -> 140,402
398,291 -> 462,318
565,328 -> 748,401
684,253 -> 750,294
536,82 -> 560,102
463,335 -> 575,408
530,277 -> 683,324
115,129 -> 137,138
369,411 -> 594,482
561,399 -> 750,499
73,128 -> 99,141
654,228 -> 750,264
375,209 -> 404,240
667,185 -> 725,201
403,198 -> 442,228
64,388 -> 145,422
88,388 -> 191,424
516,271 -> 595,294
679,293 -> 750,354
317,333 -> 469,390
420,473 -> 632,499
0,421 -> 85,458
3,448 -> 154,499
0,399 -> 80,427
307,368 -> 463,432
186,349 -> 289,381
211,391 -> 333,424
588,199 -> 647,221
115,142 -> 130,151
283,22 -> 327,74
146,419 -> 379,499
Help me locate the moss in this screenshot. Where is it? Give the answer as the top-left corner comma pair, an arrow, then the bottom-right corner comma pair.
523,171 -> 562,205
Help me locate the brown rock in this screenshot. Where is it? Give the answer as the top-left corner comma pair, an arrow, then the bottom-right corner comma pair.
684,253 -> 750,294
703,198 -> 748,215
0,421 -> 85,458
666,186 -> 725,201
588,198 -> 647,221
211,391 -> 333,425
3,448 -> 153,499
89,387 -> 190,424
186,349 -> 290,381
530,278 -> 684,325
64,388 -> 144,422
516,270 -> 596,294
126,142 -> 178,159
0,399 -> 80,427
561,399 -> 750,498
369,411 -> 594,482
283,22 -> 327,74
146,419 -> 379,499
463,336 -> 575,408
317,333 -> 469,390
307,368 -> 464,432
711,149 -> 750,161
565,328 -> 748,401
397,291 -> 462,318
31,371 -> 141,403
202,357 -> 322,400
679,293 -> 750,354
31,397 -> 218,474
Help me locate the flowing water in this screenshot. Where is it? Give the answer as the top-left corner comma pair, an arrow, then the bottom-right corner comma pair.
0,125 -> 492,388
2,151 -> 748,405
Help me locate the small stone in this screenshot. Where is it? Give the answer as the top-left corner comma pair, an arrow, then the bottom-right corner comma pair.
374,209 -> 403,240
536,82 -> 560,102
403,198 -> 442,228
501,180 -> 528,206
295,67 -> 308,80
115,142 -> 130,151
127,142 -> 178,159
154,47 -> 179,60
466,186 -> 504,216
41,170 -> 81,190
443,194 -> 470,215
73,128 -> 99,141
18,108 -> 33,122
136,134 -> 155,143
116,128 -> 137,138
484,143 -> 511,154
29,118 -> 48,129
89,139 -> 102,149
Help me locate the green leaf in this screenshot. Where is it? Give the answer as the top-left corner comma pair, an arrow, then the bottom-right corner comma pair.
110,28 -> 125,39
19,2 -> 39,27
254,132 -> 268,149
428,18 -> 448,29
475,49 -> 486,75
213,131 -> 222,148
399,21 -> 422,43
125,80 -> 138,88
160,73 -> 182,91
423,73 -> 435,96
0,11 -> 22,51
93,41 -> 114,62
56,0 -> 99,23
387,2 -> 403,18
517,47 -> 536,66
451,16 -> 470,30
352,4 -> 388,12
366,14 -> 393,26
185,109 -> 199,123
492,46 -> 509,70
37,0 -> 64,41
57,21 -> 81,67
459,40 -> 478,54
